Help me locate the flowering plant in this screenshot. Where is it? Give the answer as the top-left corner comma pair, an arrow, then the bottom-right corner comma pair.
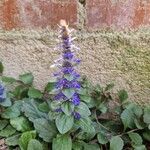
49,20 -> 92,134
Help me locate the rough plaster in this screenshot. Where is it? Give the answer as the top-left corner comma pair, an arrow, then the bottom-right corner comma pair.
0,28 -> 150,105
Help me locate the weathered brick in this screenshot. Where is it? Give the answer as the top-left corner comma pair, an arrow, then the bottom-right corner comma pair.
86,0 -> 150,29
86,0 -> 111,28
0,0 -> 77,30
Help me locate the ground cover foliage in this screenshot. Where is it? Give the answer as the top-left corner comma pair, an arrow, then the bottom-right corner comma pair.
0,63 -> 150,150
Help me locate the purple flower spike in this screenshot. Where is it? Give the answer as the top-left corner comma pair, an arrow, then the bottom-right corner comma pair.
72,93 -> 80,106
52,20 -> 82,118
0,83 -> 6,102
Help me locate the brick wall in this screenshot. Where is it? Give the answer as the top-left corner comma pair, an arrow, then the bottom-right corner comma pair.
0,0 -> 150,30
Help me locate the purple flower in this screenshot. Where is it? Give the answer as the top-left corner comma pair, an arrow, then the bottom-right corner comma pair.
71,81 -> 81,89
54,92 -> 66,100
73,112 -> 81,120
72,93 -> 80,106
63,51 -> 73,60
55,108 -> 63,113
62,67 -> 74,74
0,84 -> 6,102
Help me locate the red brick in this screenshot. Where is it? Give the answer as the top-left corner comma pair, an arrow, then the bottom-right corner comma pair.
86,0 -> 112,28
0,0 -> 77,30
86,0 -> 150,29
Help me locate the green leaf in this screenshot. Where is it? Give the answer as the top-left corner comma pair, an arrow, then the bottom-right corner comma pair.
134,145 -> 146,150
61,102 -> 74,116
0,61 -> 4,73
19,131 -> 36,150
76,117 -> 94,133
10,116 -> 32,132
28,87 -> 42,99
22,99 -> 48,122
76,102 -> 91,118
5,134 -> 21,146
98,102 -> 108,113
118,90 -> 128,103
38,102 -> 49,113
105,83 -> 114,91
121,109 -> 135,130
0,98 -> 12,107
143,130 -> 150,141
2,76 -> 16,83
64,74 -> 74,81
128,132 -> 143,146
97,132 -> 108,144
0,120 -> 9,130
27,139 -> 43,150
134,118 -> 145,129
55,114 -> 74,134
143,107 -> 150,124
132,104 -> 143,118
0,125 -> 16,137
72,141 -> 83,150
110,136 -> 124,150
62,89 -> 75,99
45,82 -> 55,92
52,134 -> 72,150
83,143 -> 100,150
34,118 -> 57,142
50,100 -> 62,111
2,100 -> 23,119
19,73 -> 34,85
79,95 -> 92,103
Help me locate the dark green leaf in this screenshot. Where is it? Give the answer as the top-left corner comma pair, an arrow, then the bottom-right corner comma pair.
19,73 -> 34,85
121,109 -> 135,130
62,89 -> 75,99
118,90 -> 128,103
55,114 -> 74,134
143,107 -> 150,124
10,116 -> 32,132
5,134 -> 21,146
83,143 -> 100,150
143,130 -> 150,141
76,117 -> 94,133
61,102 -> 74,116
134,145 -> 146,150
110,136 -> 124,150
0,98 -> 12,107
45,82 -> 55,92
128,132 -> 143,146
0,61 -> 4,73
2,100 -> 23,119
72,141 -> 83,150
19,131 -> 36,150
22,99 -> 48,122
105,83 -> 114,91
0,125 -> 16,137
27,139 -> 43,150
34,118 -> 57,142
52,134 -> 72,150
97,132 -> 109,144
0,120 -> 9,130
28,88 -> 42,99
38,102 -> 49,113
2,76 -> 16,83
134,118 -> 145,129
79,95 -> 92,103
76,102 -> 91,118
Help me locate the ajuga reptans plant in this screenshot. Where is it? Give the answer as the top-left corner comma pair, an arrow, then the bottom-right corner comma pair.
50,20 -> 84,123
